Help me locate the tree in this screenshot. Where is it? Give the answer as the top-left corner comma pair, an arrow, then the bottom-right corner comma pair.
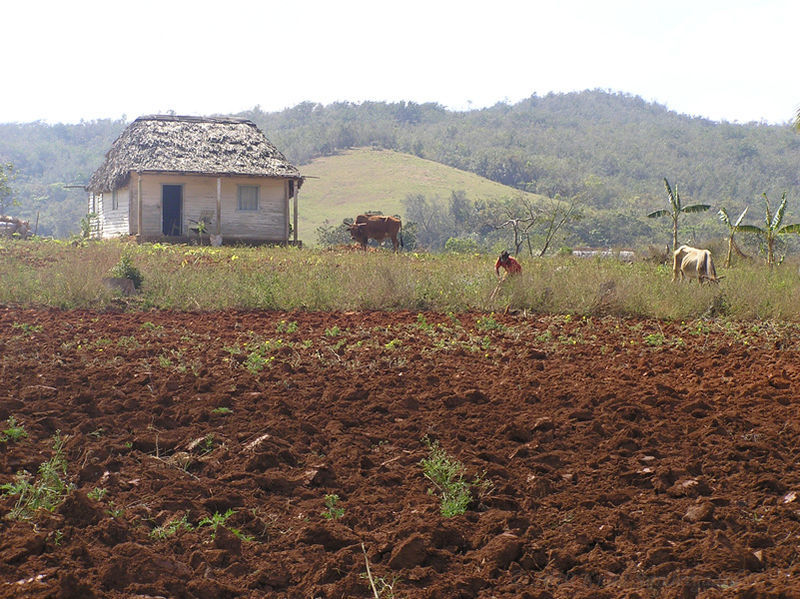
315,218 -> 352,247
647,178 -> 711,251
718,206 -> 749,267
537,193 -> 583,256
0,163 -> 17,215
494,196 -> 537,256
736,192 -> 800,266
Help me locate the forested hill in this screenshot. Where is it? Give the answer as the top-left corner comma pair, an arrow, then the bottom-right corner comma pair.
2,90 -> 799,243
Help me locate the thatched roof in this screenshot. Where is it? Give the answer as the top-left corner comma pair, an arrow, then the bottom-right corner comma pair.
88,115 -> 302,193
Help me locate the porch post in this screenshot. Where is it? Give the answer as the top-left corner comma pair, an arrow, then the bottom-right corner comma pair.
216,177 -> 221,235
293,182 -> 298,244
137,172 -> 142,237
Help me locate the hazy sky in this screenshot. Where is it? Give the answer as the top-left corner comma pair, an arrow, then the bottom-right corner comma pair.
3,0 -> 797,125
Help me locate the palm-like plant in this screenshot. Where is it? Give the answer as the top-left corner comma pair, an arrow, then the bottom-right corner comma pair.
647,178 -> 711,251
718,206 -> 748,268
736,192 -> 800,266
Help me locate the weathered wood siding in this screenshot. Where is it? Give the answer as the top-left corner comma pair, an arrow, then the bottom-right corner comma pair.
95,188 -> 131,239
135,173 -> 288,241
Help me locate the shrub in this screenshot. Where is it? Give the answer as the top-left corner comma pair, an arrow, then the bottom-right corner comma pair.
420,436 -> 473,517
109,252 -> 144,289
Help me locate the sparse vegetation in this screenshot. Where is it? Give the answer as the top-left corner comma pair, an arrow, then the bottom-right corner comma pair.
361,542 -> 400,599
322,494 -> 345,520
150,514 -> 193,539
87,487 -> 107,501
1,416 -> 27,443
109,251 -> 144,289
1,432 -> 72,519
3,239 -> 800,319
420,436 -> 475,518
197,509 -> 253,541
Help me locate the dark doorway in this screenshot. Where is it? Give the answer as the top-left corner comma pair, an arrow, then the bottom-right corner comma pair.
162,185 -> 182,236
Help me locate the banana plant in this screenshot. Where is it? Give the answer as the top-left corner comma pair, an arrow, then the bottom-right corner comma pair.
718,206 -> 749,268
736,192 -> 800,266
647,178 -> 711,251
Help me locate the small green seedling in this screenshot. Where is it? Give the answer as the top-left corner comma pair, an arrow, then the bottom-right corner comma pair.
87,487 -> 107,501
200,434 -> 215,455
276,320 -> 299,333
197,509 -> 253,541
150,514 -> 193,539
11,322 -> 42,336
322,494 -> 345,520
1,416 -> 27,443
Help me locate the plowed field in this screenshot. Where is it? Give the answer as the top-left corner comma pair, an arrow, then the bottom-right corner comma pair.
2,308 -> 800,599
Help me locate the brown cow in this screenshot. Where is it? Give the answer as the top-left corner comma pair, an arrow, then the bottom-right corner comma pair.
348,214 -> 403,252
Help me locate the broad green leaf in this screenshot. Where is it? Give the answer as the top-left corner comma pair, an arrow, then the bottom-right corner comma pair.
778,223 -> 800,235
680,204 -> 711,214
733,206 -> 748,227
772,192 -> 788,230
663,178 -> 678,211
735,224 -> 765,234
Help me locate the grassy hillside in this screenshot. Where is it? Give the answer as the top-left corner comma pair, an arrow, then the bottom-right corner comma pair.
4,91 -> 800,247
296,147 -> 544,244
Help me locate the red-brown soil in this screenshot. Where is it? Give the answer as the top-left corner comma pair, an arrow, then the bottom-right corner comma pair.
2,308 -> 800,598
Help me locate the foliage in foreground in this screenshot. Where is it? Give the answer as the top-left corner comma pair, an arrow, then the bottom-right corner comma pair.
1,432 -> 72,520
109,251 -> 144,288
0,416 -> 27,443
3,238 -> 800,320
420,436 -> 475,518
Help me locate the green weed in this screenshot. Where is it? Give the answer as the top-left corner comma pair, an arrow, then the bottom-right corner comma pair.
476,313 -> 505,332
322,494 -> 345,520
197,509 -> 253,541
0,416 -> 27,443
11,322 -> 42,335
150,514 -> 193,539
1,431 -> 72,519
420,436 -> 473,518
87,487 -> 107,501
276,319 -> 299,333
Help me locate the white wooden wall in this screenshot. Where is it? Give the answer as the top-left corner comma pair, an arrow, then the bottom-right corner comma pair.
133,173 -> 288,241
95,188 -> 131,238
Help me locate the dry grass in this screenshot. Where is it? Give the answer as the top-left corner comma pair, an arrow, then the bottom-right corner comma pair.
1,238 -> 799,321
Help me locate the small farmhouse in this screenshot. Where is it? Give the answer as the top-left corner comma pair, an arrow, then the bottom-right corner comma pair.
86,115 -> 303,244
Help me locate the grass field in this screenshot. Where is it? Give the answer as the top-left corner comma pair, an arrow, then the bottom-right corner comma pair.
296,148 -> 544,244
2,238 -> 798,321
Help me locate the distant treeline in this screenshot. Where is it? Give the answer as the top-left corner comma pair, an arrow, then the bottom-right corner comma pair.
2,90 -> 799,248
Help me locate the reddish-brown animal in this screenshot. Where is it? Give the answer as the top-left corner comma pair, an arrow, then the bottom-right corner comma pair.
348,214 -> 403,251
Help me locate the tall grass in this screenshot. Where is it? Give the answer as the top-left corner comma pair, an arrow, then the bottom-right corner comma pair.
1,238 -> 799,320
